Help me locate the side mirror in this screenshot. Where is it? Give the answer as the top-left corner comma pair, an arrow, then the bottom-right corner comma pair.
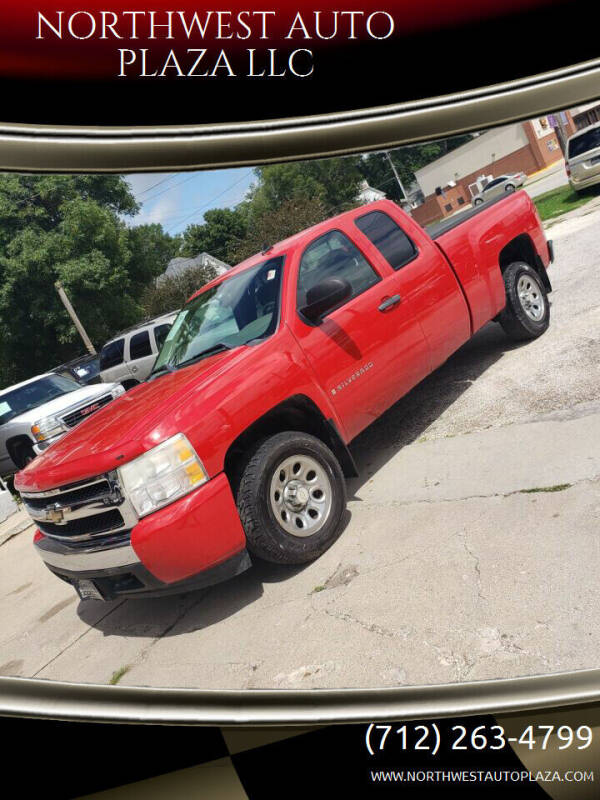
299,277 -> 352,324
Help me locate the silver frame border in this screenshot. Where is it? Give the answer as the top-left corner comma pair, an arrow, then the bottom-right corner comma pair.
0,58 -> 599,171
2,671 -> 600,724
2,58 -> 600,723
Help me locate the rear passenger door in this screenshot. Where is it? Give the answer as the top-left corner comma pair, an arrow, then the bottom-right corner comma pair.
353,207 -> 471,374
125,329 -> 156,381
291,227 -> 429,440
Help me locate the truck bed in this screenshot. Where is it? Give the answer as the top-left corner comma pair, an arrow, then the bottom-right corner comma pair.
426,192 -> 511,239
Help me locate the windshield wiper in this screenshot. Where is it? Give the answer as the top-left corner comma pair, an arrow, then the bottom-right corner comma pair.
147,363 -> 177,381
173,342 -> 235,370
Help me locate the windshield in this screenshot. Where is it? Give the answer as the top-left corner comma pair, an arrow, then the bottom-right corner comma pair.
153,256 -> 284,373
0,375 -> 81,425
568,128 -> 600,159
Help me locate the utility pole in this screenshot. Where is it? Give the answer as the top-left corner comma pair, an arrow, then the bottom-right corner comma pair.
384,150 -> 409,205
54,281 -> 97,355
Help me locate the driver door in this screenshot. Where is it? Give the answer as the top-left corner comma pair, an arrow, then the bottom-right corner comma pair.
291,227 -> 428,441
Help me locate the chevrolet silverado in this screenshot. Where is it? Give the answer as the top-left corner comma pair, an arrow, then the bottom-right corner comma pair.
15,196 -> 553,601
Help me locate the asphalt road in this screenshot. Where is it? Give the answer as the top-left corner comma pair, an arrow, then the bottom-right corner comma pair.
1,203 -> 599,690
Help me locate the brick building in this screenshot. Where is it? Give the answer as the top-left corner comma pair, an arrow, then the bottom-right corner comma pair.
411,115 -> 577,226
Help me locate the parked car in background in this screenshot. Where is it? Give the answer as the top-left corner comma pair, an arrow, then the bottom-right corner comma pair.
472,172 -> 526,205
566,121 -> 600,193
52,353 -> 102,386
0,373 -> 125,474
99,312 -> 177,389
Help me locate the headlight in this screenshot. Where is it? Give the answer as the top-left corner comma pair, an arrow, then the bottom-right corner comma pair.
31,416 -> 67,442
118,433 -> 208,517
111,384 -> 126,398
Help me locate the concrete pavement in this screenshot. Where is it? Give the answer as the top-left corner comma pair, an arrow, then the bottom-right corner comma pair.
1,203 -> 599,690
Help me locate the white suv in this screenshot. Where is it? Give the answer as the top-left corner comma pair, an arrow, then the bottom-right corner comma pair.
99,312 -> 177,389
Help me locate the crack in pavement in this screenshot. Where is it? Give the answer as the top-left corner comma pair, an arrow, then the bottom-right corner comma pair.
32,599 -> 128,678
320,606 -> 412,640
458,528 -> 487,602
355,472 -> 600,510
127,591 -> 211,677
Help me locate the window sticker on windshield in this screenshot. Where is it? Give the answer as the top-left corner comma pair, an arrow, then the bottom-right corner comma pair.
75,367 -> 88,377
0,402 -> 10,415
267,270 -> 276,280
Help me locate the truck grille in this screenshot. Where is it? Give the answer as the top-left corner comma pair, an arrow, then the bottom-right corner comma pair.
61,394 -> 113,428
21,473 -> 137,543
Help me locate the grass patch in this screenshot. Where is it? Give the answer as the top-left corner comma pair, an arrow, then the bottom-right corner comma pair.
312,585 -> 326,593
109,665 -> 131,685
518,483 -> 572,494
533,185 -> 595,221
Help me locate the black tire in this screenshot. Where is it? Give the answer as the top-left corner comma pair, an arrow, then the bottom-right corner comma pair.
473,198 -> 483,206
13,441 -> 36,470
498,261 -> 550,341
504,183 -> 516,193
236,431 -> 346,564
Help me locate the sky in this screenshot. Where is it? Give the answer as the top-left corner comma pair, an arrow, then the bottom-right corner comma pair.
125,167 -> 256,234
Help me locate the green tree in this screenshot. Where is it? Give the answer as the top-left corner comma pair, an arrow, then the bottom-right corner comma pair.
250,156 -> 363,215
179,206 -> 248,264
232,195 -> 330,263
140,265 -> 218,317
0,175 -> 174,384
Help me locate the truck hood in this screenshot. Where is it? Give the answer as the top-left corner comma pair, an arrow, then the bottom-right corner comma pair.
8,383 -> 117,426
15,348 -> 248,492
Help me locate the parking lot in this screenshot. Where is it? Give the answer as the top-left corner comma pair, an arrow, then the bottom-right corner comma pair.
1,200 -> 599,691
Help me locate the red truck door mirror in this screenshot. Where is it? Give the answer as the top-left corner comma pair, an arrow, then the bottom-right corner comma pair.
299,277 -> 352,324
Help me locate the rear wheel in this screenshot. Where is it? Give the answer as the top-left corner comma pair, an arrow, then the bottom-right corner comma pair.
473,198 -> 483,206
498,261 -> 550,341
505,183 -> 516,193
236,432 -> 346,564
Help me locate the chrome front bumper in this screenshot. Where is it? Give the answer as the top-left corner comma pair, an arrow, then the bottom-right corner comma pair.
34,532 -> 140,572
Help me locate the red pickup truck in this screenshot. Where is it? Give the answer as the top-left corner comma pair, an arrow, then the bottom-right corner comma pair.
16,196 -> 553,602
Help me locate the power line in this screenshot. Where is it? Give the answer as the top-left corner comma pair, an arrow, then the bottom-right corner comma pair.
130,173 -> 182,199
166,170 -> 254,233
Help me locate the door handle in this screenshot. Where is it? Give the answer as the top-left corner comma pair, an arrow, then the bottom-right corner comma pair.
378,294 -> 402,312
130,366 -> 138,373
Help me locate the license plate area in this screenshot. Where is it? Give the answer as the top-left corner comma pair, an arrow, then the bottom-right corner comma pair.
76,579 -> 104,601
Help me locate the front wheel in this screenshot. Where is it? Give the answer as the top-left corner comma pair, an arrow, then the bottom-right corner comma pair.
498,261 -> 550,341
236,432 -> 346,564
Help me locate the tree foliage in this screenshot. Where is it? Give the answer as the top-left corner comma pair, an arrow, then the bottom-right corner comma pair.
231,195 -> 330,263
0,175 -> 175,385
179,207 -> 248,264
140,265 -> 218,318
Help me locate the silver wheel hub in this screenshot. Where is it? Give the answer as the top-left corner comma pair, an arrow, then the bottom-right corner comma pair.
517,274 -> 545,321
269,454 -> 333,538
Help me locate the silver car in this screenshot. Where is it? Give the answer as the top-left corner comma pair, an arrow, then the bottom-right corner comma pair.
472,172 -> 527,206
99,312 -> 177,389
566,121 -> 600,193
0,373 -> 124,474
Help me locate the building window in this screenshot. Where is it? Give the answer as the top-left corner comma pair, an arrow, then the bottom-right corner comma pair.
457,197 -> 465,206
444,203 -> 453,213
